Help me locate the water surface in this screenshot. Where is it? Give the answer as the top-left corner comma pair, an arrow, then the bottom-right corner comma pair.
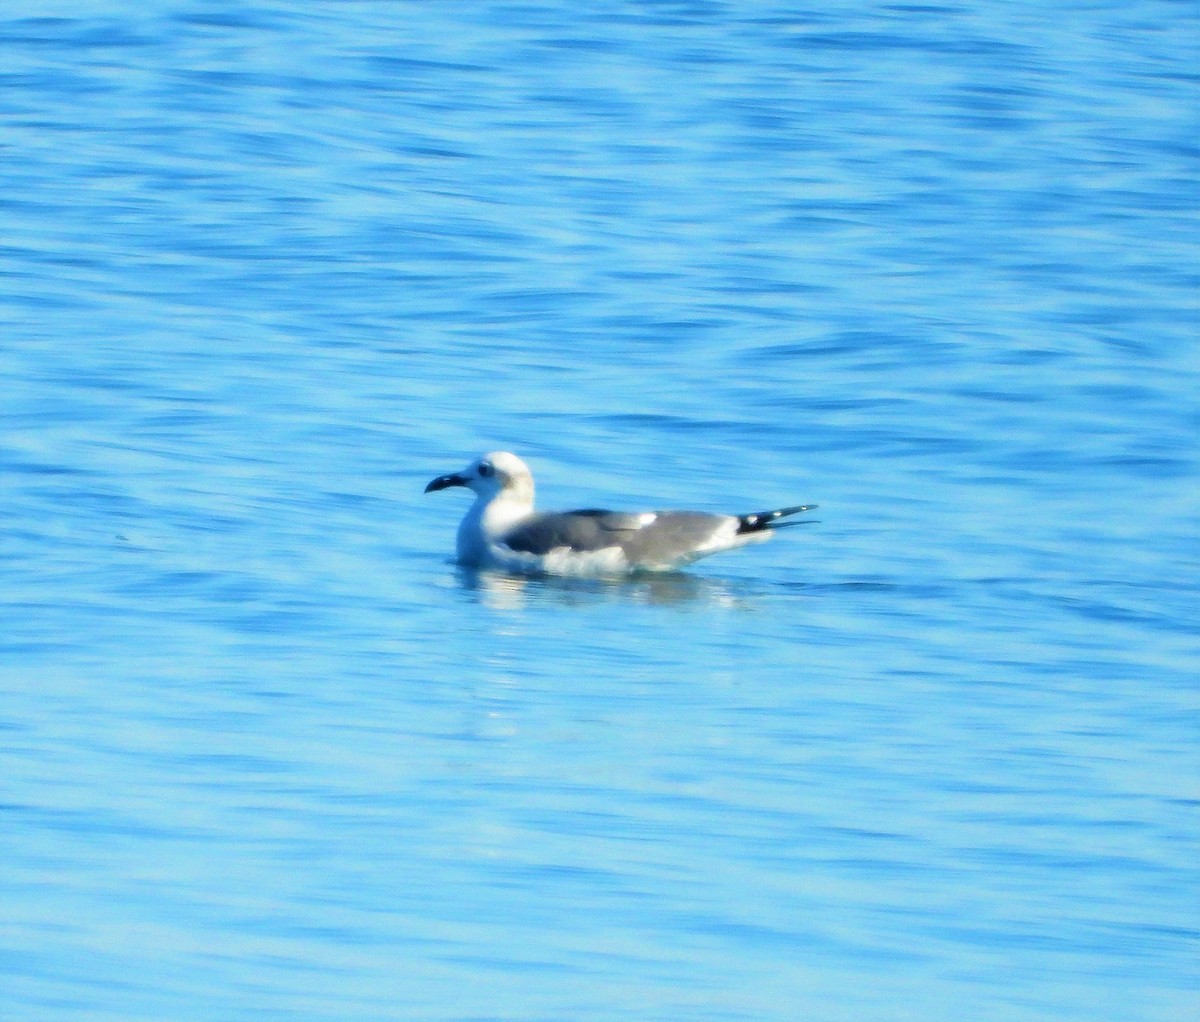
2,2 -> 1197,1020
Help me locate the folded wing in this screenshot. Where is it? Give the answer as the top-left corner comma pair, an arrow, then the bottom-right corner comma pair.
500,509 -> 736,568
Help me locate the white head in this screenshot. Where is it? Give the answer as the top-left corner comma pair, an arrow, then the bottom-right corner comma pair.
424,451 -> 535,506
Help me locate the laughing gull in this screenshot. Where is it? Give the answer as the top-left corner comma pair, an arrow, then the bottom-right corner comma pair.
424,451 -> 817,575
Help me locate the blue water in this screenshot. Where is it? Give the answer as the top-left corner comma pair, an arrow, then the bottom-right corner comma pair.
2,2 -> 1197,1019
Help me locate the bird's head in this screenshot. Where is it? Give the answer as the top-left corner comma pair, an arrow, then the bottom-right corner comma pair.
424,451 -> 535,505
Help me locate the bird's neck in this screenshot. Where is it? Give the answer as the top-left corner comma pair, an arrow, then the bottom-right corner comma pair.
480,491 -> 533,536
456,490 -> 534,563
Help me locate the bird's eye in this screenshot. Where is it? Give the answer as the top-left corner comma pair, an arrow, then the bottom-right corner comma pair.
478,462 -> 493,477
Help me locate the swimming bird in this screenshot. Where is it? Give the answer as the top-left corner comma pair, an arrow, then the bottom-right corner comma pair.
424,451 -> 816,575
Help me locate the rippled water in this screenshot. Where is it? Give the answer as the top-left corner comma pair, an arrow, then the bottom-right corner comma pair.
2,2 -> 1197,1020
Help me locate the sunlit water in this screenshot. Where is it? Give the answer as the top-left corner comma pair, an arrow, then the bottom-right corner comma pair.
2,2 -> 1197,1020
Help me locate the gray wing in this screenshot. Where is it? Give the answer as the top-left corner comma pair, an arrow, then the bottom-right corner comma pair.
500,509 -> 731,564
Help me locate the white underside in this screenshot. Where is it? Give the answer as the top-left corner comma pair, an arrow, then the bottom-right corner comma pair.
483,544 -> 636,577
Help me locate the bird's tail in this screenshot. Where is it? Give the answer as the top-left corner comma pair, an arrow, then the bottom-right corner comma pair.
736,504 -> 818,534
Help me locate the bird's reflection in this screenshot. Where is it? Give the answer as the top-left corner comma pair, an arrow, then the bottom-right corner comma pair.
452,565 -> 755,610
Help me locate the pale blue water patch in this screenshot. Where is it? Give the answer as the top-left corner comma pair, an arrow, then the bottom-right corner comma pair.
2,1 -> 1198,1021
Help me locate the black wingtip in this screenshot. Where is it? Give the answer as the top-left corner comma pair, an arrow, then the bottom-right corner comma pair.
737,504 -> 819,533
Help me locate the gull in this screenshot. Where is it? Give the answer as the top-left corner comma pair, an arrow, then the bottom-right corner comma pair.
424,451 -> 817,576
